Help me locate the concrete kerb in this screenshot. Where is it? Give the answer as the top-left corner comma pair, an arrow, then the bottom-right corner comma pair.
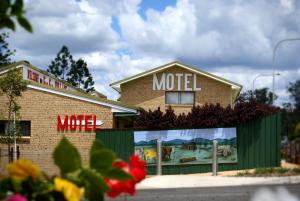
136,175 -> 300,190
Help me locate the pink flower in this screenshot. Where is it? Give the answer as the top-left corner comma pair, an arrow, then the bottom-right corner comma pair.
6,194 -> 27,201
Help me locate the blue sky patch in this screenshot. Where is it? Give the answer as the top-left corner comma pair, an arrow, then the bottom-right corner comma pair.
138,0 -> 177,19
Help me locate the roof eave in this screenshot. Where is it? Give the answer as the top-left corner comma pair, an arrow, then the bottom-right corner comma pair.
109,61 -> 243,89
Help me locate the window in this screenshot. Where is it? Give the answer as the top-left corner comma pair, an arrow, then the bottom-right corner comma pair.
165,91 -> 195,105
0,121 -> 31,136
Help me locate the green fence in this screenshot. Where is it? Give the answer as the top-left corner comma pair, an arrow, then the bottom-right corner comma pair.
96,113 -> 281,175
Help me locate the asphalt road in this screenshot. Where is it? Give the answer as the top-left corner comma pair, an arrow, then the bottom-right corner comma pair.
106,184 -> 300,201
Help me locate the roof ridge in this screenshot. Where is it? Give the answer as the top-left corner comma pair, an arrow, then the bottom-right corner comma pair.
110,61 -> 243,88
28,81 -> 138,111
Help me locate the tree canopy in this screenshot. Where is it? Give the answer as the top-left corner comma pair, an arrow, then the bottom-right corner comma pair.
48,45 -> 95,92
282,80 -> 300,140
288,80 -> 300,112
48,45 -> 74,80
0,32 -> 15,66
237,87 -> 277,105
0,68 -> 27,142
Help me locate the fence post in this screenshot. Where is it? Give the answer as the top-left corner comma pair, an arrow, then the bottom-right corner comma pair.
9,147 -> 13,163
17,146 -> 20,159
156,139 -> 162,175
212,140 -> 218,176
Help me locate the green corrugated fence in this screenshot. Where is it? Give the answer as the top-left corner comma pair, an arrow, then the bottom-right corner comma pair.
96,112 -> 281,175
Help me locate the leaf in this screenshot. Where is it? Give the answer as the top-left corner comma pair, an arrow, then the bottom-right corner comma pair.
90,139 -> 105,155
11,0 -> 23,15
53,136 -> 81,175
79,169 -> 108,201
0,0 -> 9,13
103,167 -> 133,181
90,149 -> 115,173
17,16 -> 32,32
2,18 -> 15,31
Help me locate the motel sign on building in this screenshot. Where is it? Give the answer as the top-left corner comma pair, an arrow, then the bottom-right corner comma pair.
0,60 -> 242,173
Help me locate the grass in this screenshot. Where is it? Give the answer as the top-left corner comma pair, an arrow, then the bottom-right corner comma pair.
236,166 -> 300,177
293,167 -> 300,173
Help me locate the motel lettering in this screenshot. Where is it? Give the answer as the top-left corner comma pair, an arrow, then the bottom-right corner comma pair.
57,115 -> 102,132
153,73 -> 201,91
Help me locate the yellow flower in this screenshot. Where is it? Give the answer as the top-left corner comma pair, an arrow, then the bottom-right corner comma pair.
6,159 -> 41,181
54,177 -> 84,201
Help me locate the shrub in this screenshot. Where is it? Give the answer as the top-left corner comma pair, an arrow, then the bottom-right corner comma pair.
134,101 -> 279,129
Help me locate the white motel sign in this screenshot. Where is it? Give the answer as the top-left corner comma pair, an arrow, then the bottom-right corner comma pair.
153,73 -> 201,91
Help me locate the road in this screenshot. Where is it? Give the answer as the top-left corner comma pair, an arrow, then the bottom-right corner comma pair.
106,184 -> 300,201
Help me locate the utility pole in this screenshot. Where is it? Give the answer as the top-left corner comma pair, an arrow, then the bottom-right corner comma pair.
272,38 -> 300,105
13,111 -> 17,161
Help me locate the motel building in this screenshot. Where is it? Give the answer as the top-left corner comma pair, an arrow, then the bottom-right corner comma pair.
0,60 -> 242,173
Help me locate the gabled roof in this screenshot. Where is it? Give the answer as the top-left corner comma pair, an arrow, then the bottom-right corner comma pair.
110,61 -> 243,93
28,82 -> 138,113
0,60 -> 77,90
0,61 -> 138,114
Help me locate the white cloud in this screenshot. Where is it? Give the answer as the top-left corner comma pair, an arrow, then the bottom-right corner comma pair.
6,0 -> 300,106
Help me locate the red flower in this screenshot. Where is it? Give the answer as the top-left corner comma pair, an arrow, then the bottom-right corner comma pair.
129,155 -> 146,182
106,155 -> 146,198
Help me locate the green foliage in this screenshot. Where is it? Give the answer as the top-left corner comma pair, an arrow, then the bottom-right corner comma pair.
78,168 -> 108,201
90,139 -> 105,154
0,32 -> 15,66
53,137 -> 81,176
254,167 -> 275,174
293,167 -> 300,173
90,150 -> 116,173
236,170 -> 250,176
0,68 -> 27,143
104,167 -> 133,181
288,80 -> 300,111
52,137 -> 133,201
67,59 -> 95,92
48,45 -> 74,80
283,80 -> 300,139
0,137 -> 138,201
48,46 -> 95,92
89,139 -> 132,180
275,168 -> 289,174
0,0 -> 32,32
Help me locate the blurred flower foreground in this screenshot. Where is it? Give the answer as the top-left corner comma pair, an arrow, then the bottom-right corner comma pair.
0,136 -> 146,201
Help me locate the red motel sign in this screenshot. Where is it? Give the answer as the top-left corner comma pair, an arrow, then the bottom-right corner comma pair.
57,115 -> 97,132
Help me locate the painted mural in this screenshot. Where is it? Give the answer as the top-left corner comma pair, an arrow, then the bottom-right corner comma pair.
134,128 -> 237,165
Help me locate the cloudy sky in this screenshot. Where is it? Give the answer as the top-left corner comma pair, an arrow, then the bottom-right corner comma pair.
6,0 -> 300,105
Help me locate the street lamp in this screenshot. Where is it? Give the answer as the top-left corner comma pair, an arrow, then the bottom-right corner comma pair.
272,38 -> 300,105
252,73 -> 280,92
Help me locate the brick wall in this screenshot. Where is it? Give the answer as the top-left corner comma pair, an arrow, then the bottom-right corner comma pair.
120,65 -> 232,114
0,88 -> 114,174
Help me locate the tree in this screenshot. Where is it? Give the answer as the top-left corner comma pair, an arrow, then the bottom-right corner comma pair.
48,46 -> 95,92
288,80 -> 300,112
237,88 -> 277,105
0,68 -> 27,156
0,0 -> 32,32
67,59 -> 95,92
0,32 -> 15,66
286,80 -> 300,139
48,45 -> 74,80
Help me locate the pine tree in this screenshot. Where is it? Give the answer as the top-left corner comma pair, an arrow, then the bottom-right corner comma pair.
47,45 -> 74,80
67,59 -> 95,92
0,32 -> 15,66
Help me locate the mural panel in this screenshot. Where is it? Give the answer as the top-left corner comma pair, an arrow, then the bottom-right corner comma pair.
134,128 -> 237,165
